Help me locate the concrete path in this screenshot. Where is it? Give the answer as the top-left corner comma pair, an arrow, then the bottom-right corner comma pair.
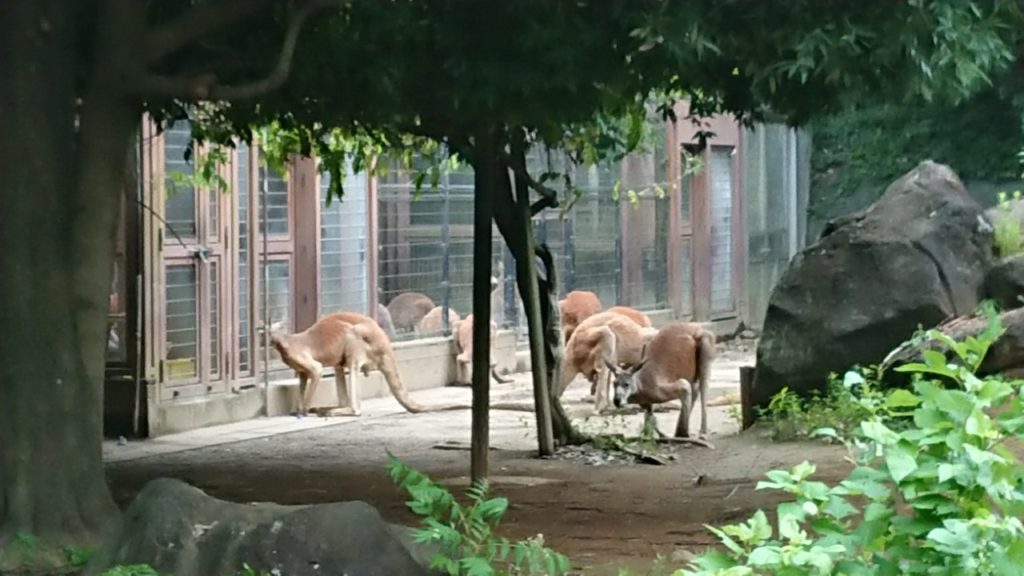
103,349 -> 752,464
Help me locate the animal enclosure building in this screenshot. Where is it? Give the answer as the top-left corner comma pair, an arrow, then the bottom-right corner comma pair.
103,105 -> 809,438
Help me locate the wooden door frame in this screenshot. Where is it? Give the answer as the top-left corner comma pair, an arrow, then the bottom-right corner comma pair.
673,101 -> 745,322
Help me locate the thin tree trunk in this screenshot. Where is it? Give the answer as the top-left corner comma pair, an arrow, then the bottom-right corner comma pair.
0,0 -> 138,565
492,152 -> 581,449
470,129 -> 497,483
513,175 -> 555,456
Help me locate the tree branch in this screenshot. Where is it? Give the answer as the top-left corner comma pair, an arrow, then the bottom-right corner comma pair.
501,149 -> 560,215
145,0 -> 278,64
135,2 -> 316,101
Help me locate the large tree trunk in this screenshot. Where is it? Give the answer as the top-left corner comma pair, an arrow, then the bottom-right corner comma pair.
0,0 -> 138,566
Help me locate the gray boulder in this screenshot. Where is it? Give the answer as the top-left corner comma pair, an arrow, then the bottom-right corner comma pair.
982,254 -> 1024,311
86,478 -> 441,576
752,161 -> 994,408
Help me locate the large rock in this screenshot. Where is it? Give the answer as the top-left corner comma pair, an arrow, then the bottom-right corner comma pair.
86,478 -> 441,576
752,161 -> 995,408
982,254 -> 1024,311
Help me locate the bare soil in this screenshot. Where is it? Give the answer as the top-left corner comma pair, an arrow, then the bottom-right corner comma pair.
104,341 -> 850,574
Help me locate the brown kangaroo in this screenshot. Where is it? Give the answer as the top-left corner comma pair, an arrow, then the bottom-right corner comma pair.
605,306 -> 652,329
453,313 -> 514,386
558,310 -> 647,413
387,292 -> 435,334
606,322 -> 715,440
271,311 -> 434,415
559,290 -> 604,343
416,305 -> 461,336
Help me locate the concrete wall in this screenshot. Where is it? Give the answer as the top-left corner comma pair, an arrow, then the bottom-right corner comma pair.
146,329 -> 520,436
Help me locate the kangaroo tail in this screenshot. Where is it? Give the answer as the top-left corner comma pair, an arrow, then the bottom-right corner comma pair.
696,329 -> 716,398
378,350 -> 428,413
491,365 -> 514,384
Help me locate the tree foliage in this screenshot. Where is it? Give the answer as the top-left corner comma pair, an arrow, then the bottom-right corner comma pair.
163,0 -> 1024,200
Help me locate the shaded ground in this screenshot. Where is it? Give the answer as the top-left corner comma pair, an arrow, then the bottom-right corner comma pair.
104,340 -> 849,574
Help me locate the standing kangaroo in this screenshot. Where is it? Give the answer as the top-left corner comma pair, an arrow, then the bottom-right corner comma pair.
559,290 -> 603,343
452,313 -> 514,386
606,322 -> 715,439
558,310 -> 647,413
270,311 -> 433,415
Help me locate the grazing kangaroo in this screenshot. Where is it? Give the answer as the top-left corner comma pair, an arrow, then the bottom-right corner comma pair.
271,311 -> 439,415
559,290 -> 604,343
415,305 -> 461,336
606,306 -> 652,329
606,322 -> 716,440
558,310 -> 647,413
452,313 -> 514,386
387,292 -> 435,334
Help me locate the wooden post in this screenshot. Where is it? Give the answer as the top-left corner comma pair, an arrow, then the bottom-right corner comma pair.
740,365 -> 756,431
471,130 -> 496,484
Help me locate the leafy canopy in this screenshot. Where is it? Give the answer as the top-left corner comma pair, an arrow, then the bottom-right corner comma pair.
154,0 -> 1023,200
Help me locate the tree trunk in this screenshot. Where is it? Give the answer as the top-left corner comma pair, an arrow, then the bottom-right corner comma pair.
491,152 -> 581,449
512,176 -> 555,456
880,307 -> 1024,381
470,129 -> 497,483
0,0 -> 138,565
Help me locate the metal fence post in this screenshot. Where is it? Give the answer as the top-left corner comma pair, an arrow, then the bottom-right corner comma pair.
564,214 -> 575,294
441,151 -> 452,334
503,243 -> 517,328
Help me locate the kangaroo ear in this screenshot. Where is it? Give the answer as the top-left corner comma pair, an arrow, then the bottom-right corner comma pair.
603,357 -> 618,373
633,344 -> 649,373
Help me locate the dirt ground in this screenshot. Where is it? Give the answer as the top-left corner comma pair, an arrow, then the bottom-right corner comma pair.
104,340 -> 850,574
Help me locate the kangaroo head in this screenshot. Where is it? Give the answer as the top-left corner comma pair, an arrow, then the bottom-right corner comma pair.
606,344 -> 648,408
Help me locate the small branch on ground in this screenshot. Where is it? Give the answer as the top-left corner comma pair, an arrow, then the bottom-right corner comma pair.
655,437 -> 715,449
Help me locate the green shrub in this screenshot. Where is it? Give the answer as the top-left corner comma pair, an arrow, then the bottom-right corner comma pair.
387,453 -> 571,576
680,307 -> 1024,575
759,367 -> 892,443
993,189 -> 1024,258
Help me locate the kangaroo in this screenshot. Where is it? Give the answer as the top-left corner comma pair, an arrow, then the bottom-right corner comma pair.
559,290 -> 603,343
415,305 -> 461,335
606,305 -> 652,329
452,313 -> 514,386
586,305 -> 654,395
387,292 -> 435,334
558,310 -> 647,413
271,311 -> 434,415
376,303 -> 397,340
606,322 -> 715,440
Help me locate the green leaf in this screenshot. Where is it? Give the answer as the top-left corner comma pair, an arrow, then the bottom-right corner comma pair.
747,546 -> 783,566
885,442 -> 918,483
861,420 -> 901,445
965,408 -> 996,439
886,389 -> 921,409
691,549 -> 737,571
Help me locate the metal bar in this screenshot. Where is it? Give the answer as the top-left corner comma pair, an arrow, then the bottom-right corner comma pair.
441,149 -> 452,334
563,213 -> 575,294
261,162 -> 271,416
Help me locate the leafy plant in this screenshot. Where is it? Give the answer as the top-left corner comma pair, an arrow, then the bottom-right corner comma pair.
681,306 -> 1024,575
993,189 -> 1024,258
387,452 -> 571,575
100,565 -> 166,576
65,545 -> 96,569
758,366 -> 894,442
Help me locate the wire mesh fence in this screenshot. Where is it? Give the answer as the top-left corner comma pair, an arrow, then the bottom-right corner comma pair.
323,144 -> 682,345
